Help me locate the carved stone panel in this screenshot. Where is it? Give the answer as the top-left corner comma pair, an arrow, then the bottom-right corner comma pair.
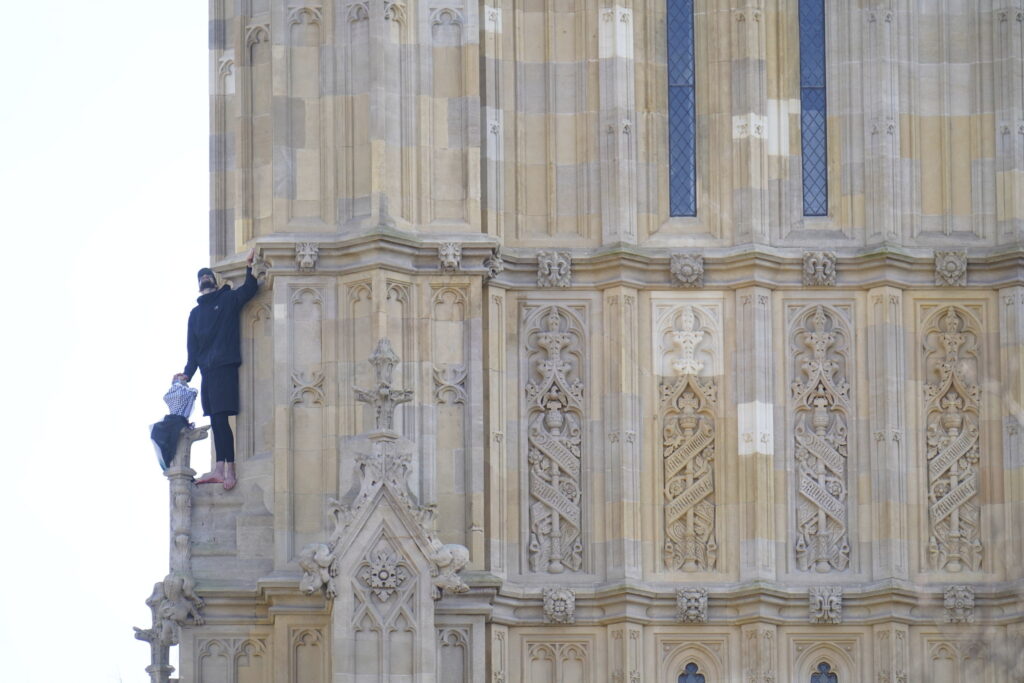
943,585 -> 975,623
296,242 -> 319,270
790,305 -> 852,572
537,251 -> 572,288
675,587 -> 709,623
658,305 -> 719,571
439,242 -> 462,272
542,587 -> 576,624
802,251 -> 837,287
808,585 -> 843,623
523,305 -> 586,574
670,254 -> 705,288
923,307 -> 982,572
934,250 -> 967,287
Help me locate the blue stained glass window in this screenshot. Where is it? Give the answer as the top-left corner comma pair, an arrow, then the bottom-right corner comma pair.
667,0 -> 696,217
811,662 -> 838,683
799,0 -> 828,216
679,662 -> 706,683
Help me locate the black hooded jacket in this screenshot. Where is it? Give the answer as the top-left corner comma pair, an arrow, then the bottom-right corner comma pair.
183,267 -> 258,379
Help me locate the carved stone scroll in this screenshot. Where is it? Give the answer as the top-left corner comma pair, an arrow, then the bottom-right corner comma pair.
524,305 -> 585,573
791,306 -> 852,572
659,305 -> 718,571
924,307 -> 982,572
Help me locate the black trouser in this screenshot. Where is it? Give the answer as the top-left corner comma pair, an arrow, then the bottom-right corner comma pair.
211,412 -> 235,463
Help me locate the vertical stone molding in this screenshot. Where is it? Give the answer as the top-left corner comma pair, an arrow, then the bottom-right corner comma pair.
922,307 -> 983,572
598,5 -> 638,244
659,305 -> 718,571
867,288 -> 908,579
999,287 -> 1024,578
736,287 -> 776,580
523,305 -> 586,573
873,623 -> 910,683
741,623 -> 777,683
808,585 -> 843,623
790,305 -> 852,573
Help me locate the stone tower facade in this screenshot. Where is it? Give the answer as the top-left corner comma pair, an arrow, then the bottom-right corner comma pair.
136,0 -> 1024,681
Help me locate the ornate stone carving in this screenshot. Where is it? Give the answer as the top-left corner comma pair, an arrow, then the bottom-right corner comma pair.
439,242 -> 462,272
542,587 -> 576,624
791,306 -> 851,572
133,573 -> 205,649
290,370 -> 325,406
537,251 -> 572,288
429,541 -> 471,599
944,585 -> 975,623
802,251 -> 837,287
670,254 -> 705,288
354,338 -> 414,431
296,242 -> 319,271
808,586 -> 843,623
934,250 -> 967,287
433,363 -> 467,404
524,306 -> 585,573
484,247 -> 505,280
924,308 -> 982,571
660,306 -> 718,571
361,547 -> 408,601
675,587 -> 709,623
298,543 -> 334,597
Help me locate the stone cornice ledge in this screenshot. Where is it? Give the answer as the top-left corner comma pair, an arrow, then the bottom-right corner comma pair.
485,579 -> 1024,627
213,235 -> 1024,290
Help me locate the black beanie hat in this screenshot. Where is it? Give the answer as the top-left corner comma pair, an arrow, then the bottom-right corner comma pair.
197,267 -> 216,283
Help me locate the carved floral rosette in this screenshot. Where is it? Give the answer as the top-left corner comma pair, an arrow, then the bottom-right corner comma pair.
658,305 -> 718,571
923,307 -> 982,572
523,305 -> 586,573
790,305 -> 851,572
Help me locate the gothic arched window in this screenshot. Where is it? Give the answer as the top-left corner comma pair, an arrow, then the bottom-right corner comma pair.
667,0 -> 697,217
811,662 -> 838,683
679,662 -> 706,683
798,0 -> 828,216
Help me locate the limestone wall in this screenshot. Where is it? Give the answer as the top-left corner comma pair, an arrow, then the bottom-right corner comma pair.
163,0 -> 1024,681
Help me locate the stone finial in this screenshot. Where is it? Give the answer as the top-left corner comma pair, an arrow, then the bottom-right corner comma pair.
296,242 -> 319,271
944,585 -> 975,623
543,587 -> 576,624
802,251 -> 837,287
538,251 -> 572,288
935,250 -> 967,287
675,587 -> 709,623
809,586 -> 843,624
439,242 -> 462,272
670,253 -> 705,288
484,247 -> 505,280
354,339 -> 414,431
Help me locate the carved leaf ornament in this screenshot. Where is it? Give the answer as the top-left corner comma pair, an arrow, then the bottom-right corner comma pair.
524,306 -> 585,573
791,306 -> 851,572
660,306 -> 718,571
924,308 -> 982,572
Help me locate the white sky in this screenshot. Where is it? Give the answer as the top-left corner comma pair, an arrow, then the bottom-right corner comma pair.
0,2 -> 211,680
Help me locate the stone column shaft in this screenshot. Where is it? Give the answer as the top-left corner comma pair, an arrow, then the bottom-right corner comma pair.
736,287 -> 776,580
731,2 -> 770,243
999,286 -> 1024,578
599,5 -> 638,245
994,7 -> 1024,244
863,4 -> 902,243
603,287 -> 642,580
867,287 -> 908,579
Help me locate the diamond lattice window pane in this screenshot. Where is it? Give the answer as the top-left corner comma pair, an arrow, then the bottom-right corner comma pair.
799,0 -> 827,216
667,0 -> 696,217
